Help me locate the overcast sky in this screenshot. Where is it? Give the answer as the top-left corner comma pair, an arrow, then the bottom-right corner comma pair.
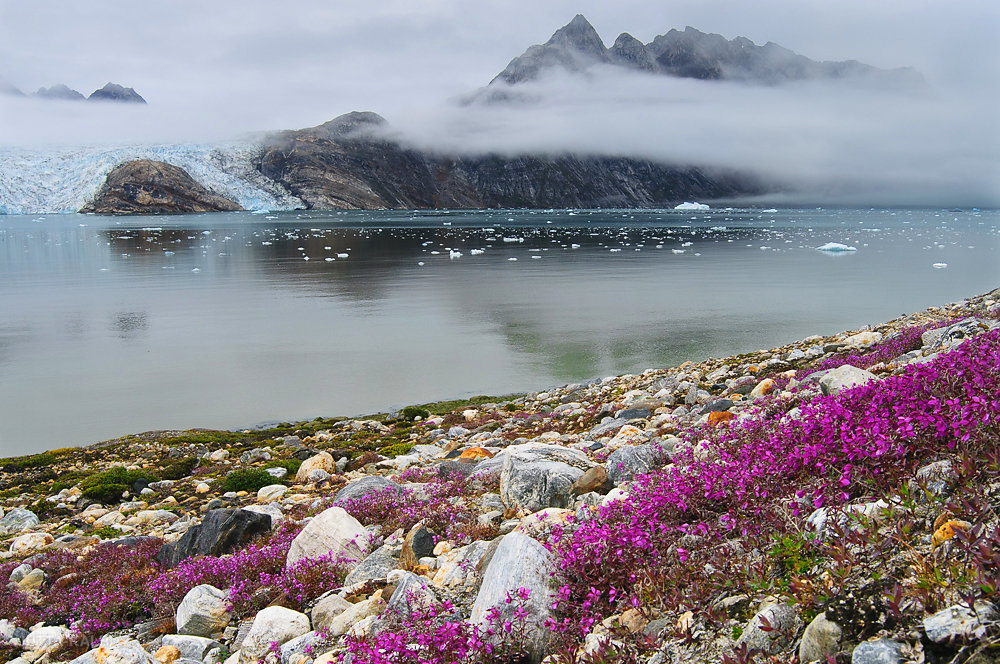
1,0 -> 998,203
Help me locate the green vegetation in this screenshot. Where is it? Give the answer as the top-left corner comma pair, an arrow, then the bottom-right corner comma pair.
81,466 -> 159,505
161,456 -> 199,481
0,452 -> 57,472
221,468 -> 274,493
378,443 -> 414,458
91,526 -> 123,540
400,406 -> 431,421
264,458 -> 302,476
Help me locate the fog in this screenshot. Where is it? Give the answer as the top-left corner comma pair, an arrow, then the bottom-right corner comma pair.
1,0 -> 998,205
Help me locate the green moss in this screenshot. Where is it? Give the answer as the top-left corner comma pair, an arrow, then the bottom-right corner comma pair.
0,452 -> 57,472
81,466 -> 159,505
221,468 -> 275,493
91,525 -> 123,540
160,456 -> 199,481
379,443 -> 414,458
400,406 -> 431,421
264,458 -> 302,476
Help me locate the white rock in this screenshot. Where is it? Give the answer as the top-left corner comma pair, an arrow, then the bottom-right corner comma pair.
94,511 -> 124,527
176,584 -> 231,637
239,606 -> 310,664
844,331 -> 883,347
256,484 -> 288,502
295,452 -> 336,484
285,506 -> 370,569
328,597 -> 386,638
242,504 -> 283,525
819,365 -> 878,396
23,625 -> 72,654
10,532 -> 53,553
923,601 -> 996,643
161,634 -> 222,661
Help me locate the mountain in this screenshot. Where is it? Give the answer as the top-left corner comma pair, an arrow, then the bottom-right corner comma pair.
34,84 -> 85,101
81,159 -> 242,214
87,82 -> 147,104
253,112 -> 760,210
0,74 -> 24,97
491,14 -> 921,88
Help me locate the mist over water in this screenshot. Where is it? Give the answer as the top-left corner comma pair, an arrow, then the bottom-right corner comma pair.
1,207 -> 997,455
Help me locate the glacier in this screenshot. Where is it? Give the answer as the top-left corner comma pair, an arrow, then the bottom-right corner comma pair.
0,142 -> 304,214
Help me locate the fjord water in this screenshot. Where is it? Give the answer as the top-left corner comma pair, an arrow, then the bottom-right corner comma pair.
1,207 -> 997,455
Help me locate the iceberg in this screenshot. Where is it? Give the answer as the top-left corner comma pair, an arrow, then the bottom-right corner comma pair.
816,242 -> 858,252
674,202 -> 710,210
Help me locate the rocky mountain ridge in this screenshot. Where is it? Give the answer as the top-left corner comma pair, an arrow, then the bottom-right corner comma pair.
0,79 -> 147,103
0,290 -> 998,663
490,14 -> 922,88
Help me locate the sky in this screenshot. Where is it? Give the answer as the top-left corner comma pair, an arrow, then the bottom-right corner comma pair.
1,0 -> 998,204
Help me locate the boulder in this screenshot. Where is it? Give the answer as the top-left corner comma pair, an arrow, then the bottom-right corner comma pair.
0,508 -> 39,535
343,543 -> 400,585
386,570 -> 437,616
328,597 -> 386,638
604,443 -> 669,484
10,532 -> 53,553
239,606 -> 310,664
176,584 -> 231,637
735,602 -> 802,656
570,465 -> 613,495
161,635 -> 222,661
87,636 -> 158,664
469,532 -> 558,663
432,540 -> 493,589
819,365 -> 877,396
311,594 -> 353,631
799,612 -> 843,663
294,452 -> 335,483
851,639 -> 904,664
157,509 -> 271,567
923,601 -> 996,644
286,505 -> 370,569
400,524 -> 436,570
499,442 -> 595,513
334,476 -> 402,504
256,485 -> 287,502
23,625 -> 73,654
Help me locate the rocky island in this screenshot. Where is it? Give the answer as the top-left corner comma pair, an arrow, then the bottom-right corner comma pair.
1,289 -> 998,663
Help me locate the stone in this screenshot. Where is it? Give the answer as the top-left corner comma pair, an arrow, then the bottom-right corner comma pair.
157,509 -> 272,567
707,411 -> 736,426
615,408 -> 651,421
437,460 -> 479,479
280,631 -> 324,664
176,584 -> 231,637
749,378 -> 777,399
195,483 -> 210,494
432,539 -> 492,588
470,532 -> 557,663
0,508 -> 39,535
400,524 -> 436,570
923,601 -> 996,644
604,443 -> 669,484
819,365 -> 877,396
344,543 -> 400,585
334,475 -> 402,503
606,424 -> 647,451
499,442 -> 595,513
311,593 -> 353,631
386,569 -> 437,616
285,505 -> 370,569
265,467 -> 286,479
844,331 -> 883,347
588,417 -> 628,438
294,452 -> 335,483
153,646 -> 181,664
17,568 -> 46,591
735,602 -> 802,655
9,562 -> 32,583
458,447 -> 494,461
799,612 -> 843,663
328,597 -> 386,638
239,606 -> 310,664
932,520 -> 972,548
10,532 -> 53,553
570,465 -> 613,495
89,635 -> 158,664
256,485 -> 287,502
851,639 -> 904,664
132,509 -> 180,525
515,507 -> 574,538
161,635 -> 222,661
94,511 -> 125,527
241,504 -> 283,525
23,625 -> 72,654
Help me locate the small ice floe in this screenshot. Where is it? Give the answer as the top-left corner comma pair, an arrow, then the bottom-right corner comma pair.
816,242 -> 858,252
191,268 -> 201,273
449,250 -> 463,259
418,261 -> 425,266
163,251 -> 174,256
672,249 -> 686,254
337,253 -> 349,258
571,243 -> 581,249
261,241 -> 272,245
674,202 -> 709,210
303,256 -> 310,261
502,237 -> 524,243
251,209 -> 270,215
470,249 -> 485,255
508,257 -> 518,261
324,257 -> 334,262
531,255 -> 541,259
932,263 -> 948,269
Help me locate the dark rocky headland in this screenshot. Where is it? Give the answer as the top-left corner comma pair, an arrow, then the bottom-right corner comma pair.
1,289 -> 998,663
81,160 -> 243,215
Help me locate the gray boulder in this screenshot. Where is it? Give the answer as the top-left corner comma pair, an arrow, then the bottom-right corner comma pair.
311,593 -> 353,631
799,612 -> 842,663
286,505 -> 370,569
386,570 -> 437,616
851,639 -> 904,664
344,543 -> 400,585
0,508 -> 39,535
923,601 -> 996,644
176,584 -> 231,637
469,532 -> 558,663
77,636 -> 156,664
735,602 -> 802,656
604,443 -> 669,484
161,635 -> 222,661
334,475 -> 402,503
819,365 -> 877,396
499,442 -> 595,513
156,509 -> 271,567
22,625 -> 72,654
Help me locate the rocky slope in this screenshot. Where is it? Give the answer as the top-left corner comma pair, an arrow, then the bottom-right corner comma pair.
86,83 -> 147,104
255,111 -> 759,210
81,159 -> 242,214
490,14 -> 922,88
1,289 -> 998,664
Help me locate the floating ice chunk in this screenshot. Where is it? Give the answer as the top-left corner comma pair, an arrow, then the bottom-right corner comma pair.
570,243 -> 581,249
672,249 -> 686,254
324,257 -> 334,262
816,242 -> 858,252
674,202 -> 709,210
502,237 -> 524,243
470,249 -> 485,255
932,263 -> 948,268
508,257 -> 518,261
191,268 -> 201,272
449,250 -> 463,259
531,255 -> 541,259
337,253 -> 349,259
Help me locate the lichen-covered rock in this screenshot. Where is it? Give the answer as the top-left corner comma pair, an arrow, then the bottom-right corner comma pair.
176,584 -> 231,637
0,508 -> 39,535
285,505 -> 369,569
239,606 -> 310,664
157,509 -> 272,567
499,442 -> 595,513
799,612 -> 843,663
923,601 -> 996,644
23,625 -> 72,654
851,638 -> 904,664
334,475 -> 402,503
735,602 -> 802,656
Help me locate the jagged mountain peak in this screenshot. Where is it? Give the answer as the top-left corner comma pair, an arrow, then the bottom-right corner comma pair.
546,14 -> 606,56
88,82 -> 147,104
34,84 -> 85,101
315,111 -> 389,138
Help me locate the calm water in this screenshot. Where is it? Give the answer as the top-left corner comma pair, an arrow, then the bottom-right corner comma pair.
1,207 -> 998,455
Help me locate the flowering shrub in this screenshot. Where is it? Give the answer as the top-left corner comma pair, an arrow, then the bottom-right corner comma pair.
547,328 -> 1000,650
796,322 -> 946,379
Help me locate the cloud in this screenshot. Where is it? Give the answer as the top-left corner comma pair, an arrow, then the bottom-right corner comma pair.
0,0 -> 997,204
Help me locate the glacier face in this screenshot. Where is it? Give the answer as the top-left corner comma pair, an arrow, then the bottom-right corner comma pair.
0,142 -> 304,214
